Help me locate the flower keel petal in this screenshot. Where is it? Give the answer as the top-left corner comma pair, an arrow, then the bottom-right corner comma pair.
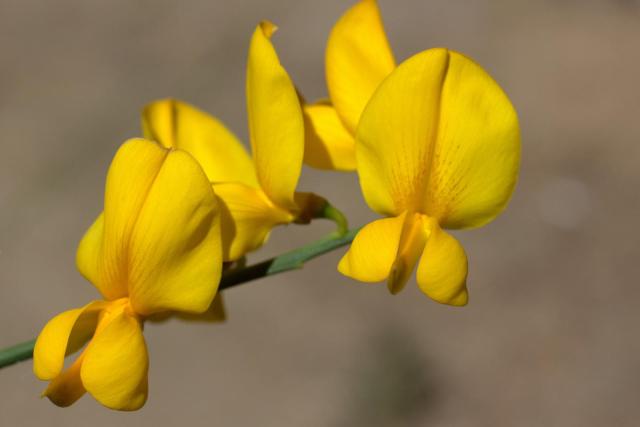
33,301 -> 106,380
338,213 -> 406,282
81,311 -> 148,411
42,354 -> 87,407
387,213 -> 428,294
416,222 -> 468,306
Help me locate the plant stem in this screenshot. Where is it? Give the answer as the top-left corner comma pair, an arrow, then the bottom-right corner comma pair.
0,228 -> 359,370
319,203 -> 349,236
0,339 -> 36,369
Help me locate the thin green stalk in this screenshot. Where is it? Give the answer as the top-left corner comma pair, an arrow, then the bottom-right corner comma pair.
220,228 -> 357,289
318,203 -> 349,236
0,339 -> 36,369
0,228 -> 359,370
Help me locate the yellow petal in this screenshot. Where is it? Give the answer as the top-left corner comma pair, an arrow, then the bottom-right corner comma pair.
76,213 -> 105,292
356,48 -> 450,216
303,101 -> 356,171
33,301 -> 106,381
386,213 -> 428,295
214,182 -> 292,261
76,139 -> 169,300
77,139 -> 222,315
42,353 -> 86,407
247,21 -> 304,210
356,48 -> 520,226
81,310 -> 148,411
416,219 -> 468,306
142,99 -> 258,187
424,51 -> 520,228
176,293 -> 227,323
127,146 -> 222,315
338,213 -> 405,282
326,0 -> 395,133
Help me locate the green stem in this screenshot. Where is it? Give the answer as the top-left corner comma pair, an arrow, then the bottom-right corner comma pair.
0,228 -> 359,370
319,202 -> 349,236
220,228 -> 358,289
0,339 -> 36,369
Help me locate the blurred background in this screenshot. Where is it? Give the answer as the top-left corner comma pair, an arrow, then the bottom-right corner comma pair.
1,0 -> 639,425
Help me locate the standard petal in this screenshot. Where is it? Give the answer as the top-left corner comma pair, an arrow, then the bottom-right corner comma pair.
338,214 -> 405,282
356,48 -> 450,216
424,51 -> 520,229
81,310 -> 148,411
142,99 -> 258,187
247,21 -> 304,210
42,353 -> 86,407
76,139 -> 170,300
176,293 -> 227,323
127,147 -> 222,315
416,220 -> 468,306
76,213 -> 104,291
78,140 -> 221,314
214,182 -> 293,261
33,301 -> 106,381
303,101 -> 356,171
326,0 -> 395,133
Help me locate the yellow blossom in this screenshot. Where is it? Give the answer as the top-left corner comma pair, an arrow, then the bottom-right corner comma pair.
143,22 -> 335,262
303,0 -> 395,171
338,48 -> 520,305
33,139 -> 222,410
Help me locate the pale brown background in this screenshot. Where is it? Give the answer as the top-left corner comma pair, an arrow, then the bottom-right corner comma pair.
1,0 -> 639,426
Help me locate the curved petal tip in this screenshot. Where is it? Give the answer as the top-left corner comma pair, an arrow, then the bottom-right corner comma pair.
259,20 -> 278,38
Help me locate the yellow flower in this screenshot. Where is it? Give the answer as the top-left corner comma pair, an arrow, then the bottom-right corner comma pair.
338,48 -> 520,305
33,139 -> 222,410
143,22 -> 333,262
303,0 -> 395,171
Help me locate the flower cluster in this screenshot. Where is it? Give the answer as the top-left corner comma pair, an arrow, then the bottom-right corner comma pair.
33,0 -> 520,411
